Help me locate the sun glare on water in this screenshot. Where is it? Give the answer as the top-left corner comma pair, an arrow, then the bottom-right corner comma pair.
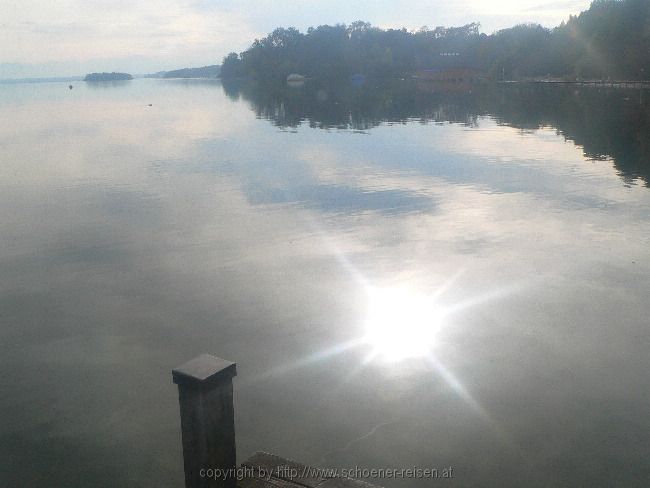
364,287 -> 444,362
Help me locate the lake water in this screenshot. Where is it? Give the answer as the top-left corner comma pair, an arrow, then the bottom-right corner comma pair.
1,79 -> 649,487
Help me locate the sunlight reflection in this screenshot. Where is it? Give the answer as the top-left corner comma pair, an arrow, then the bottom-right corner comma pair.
363,287 -> 446,362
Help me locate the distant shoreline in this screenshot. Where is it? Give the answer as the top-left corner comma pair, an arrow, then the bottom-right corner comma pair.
2,76 -> 649,92
84,72 -> 133,81
0,76 -> 83,84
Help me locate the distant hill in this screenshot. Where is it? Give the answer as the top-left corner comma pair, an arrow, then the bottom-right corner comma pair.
84,72 -> 133,81
161,65 -> 220,79
144,71 -> 167,79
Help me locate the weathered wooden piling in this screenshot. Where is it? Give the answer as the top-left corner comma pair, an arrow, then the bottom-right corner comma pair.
173,354 -> 385,488
173,354 -> 237,488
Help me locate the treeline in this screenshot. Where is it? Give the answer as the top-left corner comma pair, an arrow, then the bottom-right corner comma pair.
221,0 -> 650,81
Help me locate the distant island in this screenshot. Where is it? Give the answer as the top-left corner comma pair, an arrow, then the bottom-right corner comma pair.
84,72 -> 133,81
221,0 -> 650,82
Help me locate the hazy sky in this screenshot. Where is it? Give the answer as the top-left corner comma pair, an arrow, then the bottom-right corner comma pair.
1,0 -> 592,78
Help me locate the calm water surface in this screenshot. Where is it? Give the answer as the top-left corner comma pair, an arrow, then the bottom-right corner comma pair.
1,79 -> 649,487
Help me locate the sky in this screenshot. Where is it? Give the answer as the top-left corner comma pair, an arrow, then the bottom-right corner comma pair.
1,0 -> 592,78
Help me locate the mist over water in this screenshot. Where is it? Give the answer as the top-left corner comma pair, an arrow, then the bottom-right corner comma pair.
1,79 -> 649,487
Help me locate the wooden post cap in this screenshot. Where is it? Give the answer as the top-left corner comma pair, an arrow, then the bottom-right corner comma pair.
172,354 -> 236,388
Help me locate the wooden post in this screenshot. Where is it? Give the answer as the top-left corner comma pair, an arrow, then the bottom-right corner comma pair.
172,354 -> 237,488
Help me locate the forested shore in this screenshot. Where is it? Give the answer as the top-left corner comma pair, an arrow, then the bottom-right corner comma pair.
221,0 -> 650,82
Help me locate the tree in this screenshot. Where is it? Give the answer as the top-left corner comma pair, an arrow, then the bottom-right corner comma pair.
220,52 -> 243,79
